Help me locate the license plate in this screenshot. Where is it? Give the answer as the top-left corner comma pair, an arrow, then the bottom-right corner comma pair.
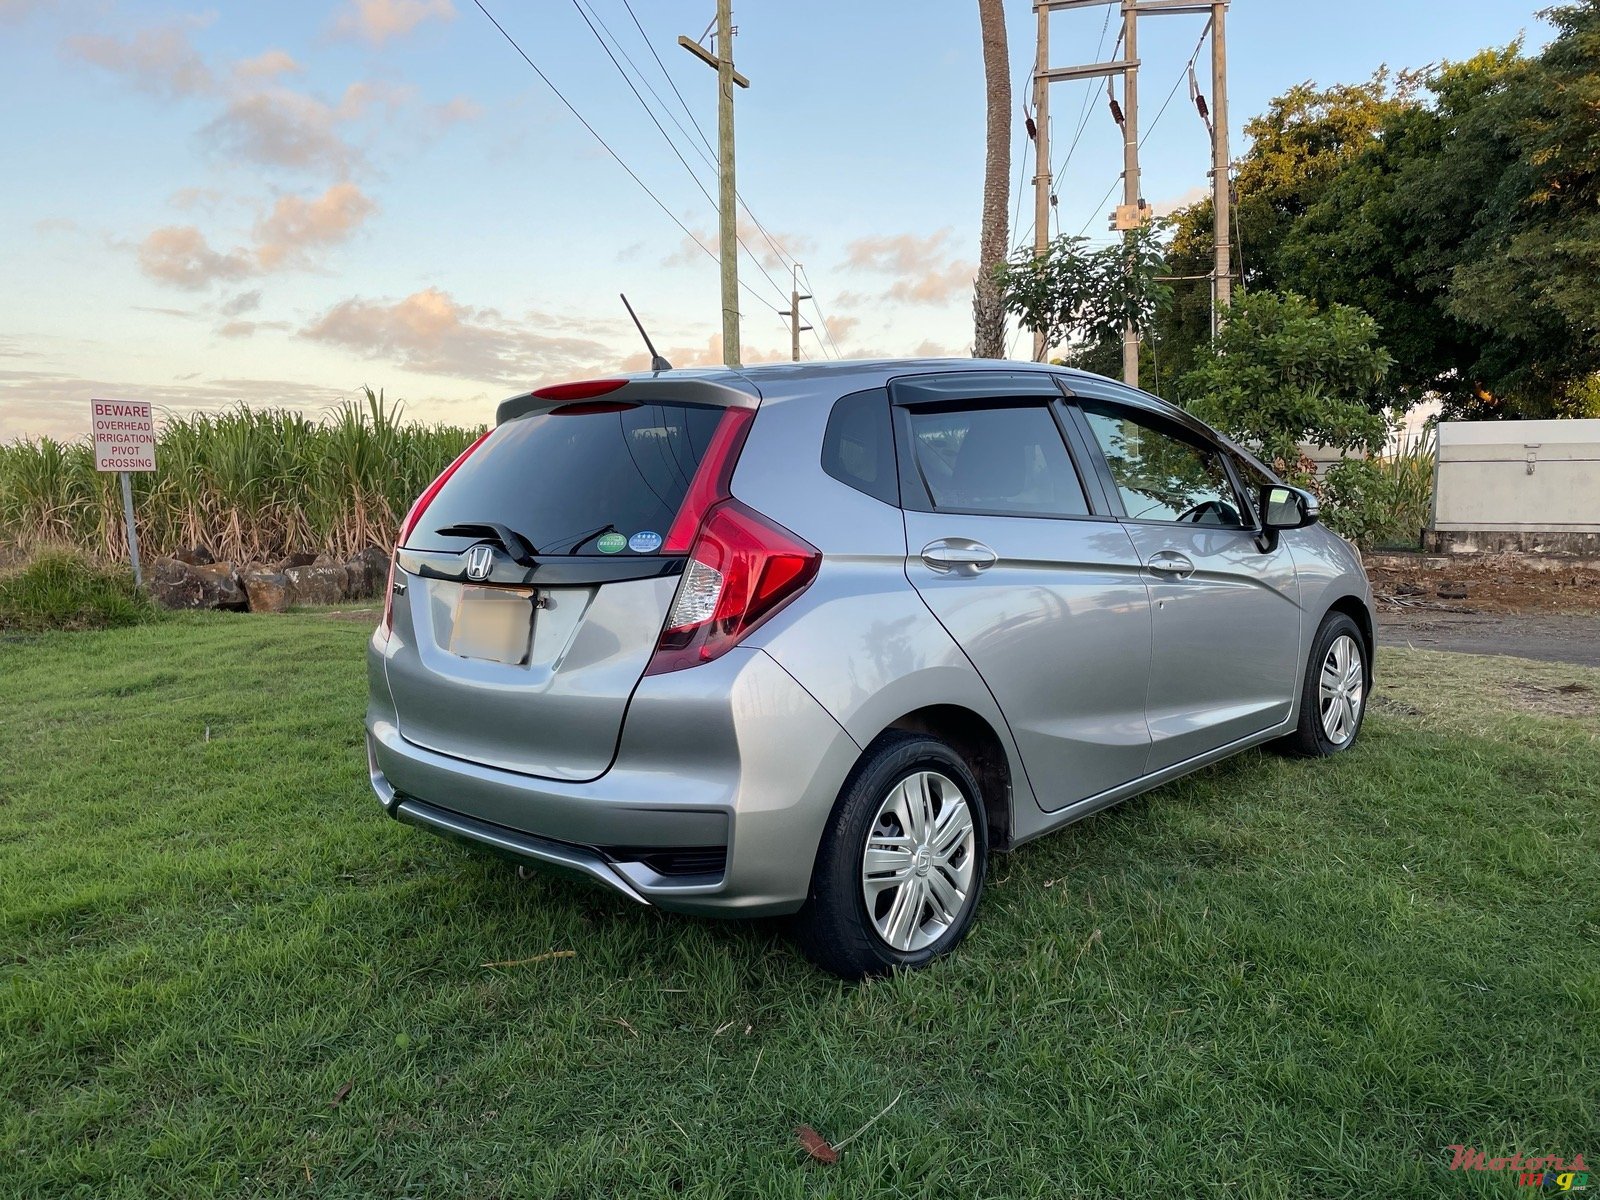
448,586 -> 534,664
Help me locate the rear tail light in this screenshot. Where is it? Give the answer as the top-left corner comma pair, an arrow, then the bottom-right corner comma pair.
646,499 -> 820,675
381,430 -> 491,639
664,407 -> 755,552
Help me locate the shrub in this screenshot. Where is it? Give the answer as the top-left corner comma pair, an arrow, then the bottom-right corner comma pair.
1318,431 -> 1436,548
0,550 -> 156,632
1180,292 -> 1394,464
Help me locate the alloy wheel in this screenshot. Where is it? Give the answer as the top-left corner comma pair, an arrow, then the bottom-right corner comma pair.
1319,634 -> 1365,746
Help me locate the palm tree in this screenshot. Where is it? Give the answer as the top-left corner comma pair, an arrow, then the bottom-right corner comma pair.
974,0 -> 1012,358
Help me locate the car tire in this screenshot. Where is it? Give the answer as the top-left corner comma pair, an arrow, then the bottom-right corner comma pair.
791,732 -> 988,980
1274,611 -> 1369,758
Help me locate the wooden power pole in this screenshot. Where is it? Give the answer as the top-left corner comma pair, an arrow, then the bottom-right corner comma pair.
1032,3 -> 1051,362
1210,0 -> 1232,322
781,265 -> 813,362
679,2 -> 749,367
1118,0 -> 1141,385
1034,0 -> 1228,386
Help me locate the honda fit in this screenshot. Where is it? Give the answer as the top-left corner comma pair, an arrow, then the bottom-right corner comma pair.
366,360 -> 1373,978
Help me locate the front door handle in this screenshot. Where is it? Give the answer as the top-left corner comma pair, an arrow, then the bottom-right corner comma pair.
921,538 -> 998,575
1146,551 -> 1196,580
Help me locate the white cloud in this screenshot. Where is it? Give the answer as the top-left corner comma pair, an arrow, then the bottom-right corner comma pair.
65,25 -> 216,99
200,88 -> 358,175
137,226 -> 254,290
253,183 -> 377,269
299,288 -> 616,386
838,228 -> 976,306
233,49 -> 302,81
332,0 -> 456,45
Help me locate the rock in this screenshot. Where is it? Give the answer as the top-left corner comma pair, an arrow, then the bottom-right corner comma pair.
284,563 -> 349,607
172,546 -> 215,566
276,552 -> 317,571
344,546 -> 391,600
149,557 -> 247,610
1437,581 -> 1469,600
240,569 -> 289,613
312,552 -> 339,567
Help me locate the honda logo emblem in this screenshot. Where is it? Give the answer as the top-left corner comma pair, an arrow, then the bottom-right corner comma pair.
465,544 -> 494,581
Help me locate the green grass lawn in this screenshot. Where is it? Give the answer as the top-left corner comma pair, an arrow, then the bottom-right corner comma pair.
2,614 -> 1596,1198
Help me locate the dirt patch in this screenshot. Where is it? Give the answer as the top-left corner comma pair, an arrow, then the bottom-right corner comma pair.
1365,553 -> 1600,615
1370,695 -> 1424,718
1502,680 -> 1600,718
1379,611 -> 1600,668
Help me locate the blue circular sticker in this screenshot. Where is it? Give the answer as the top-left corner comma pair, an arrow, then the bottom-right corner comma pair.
627,530 -> 663,554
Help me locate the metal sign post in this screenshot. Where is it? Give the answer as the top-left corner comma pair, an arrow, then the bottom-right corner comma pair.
91,399 -> 156,589
118,470 -> 143,589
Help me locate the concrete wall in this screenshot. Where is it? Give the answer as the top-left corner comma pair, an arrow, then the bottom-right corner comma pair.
1432,419 -> 1600,535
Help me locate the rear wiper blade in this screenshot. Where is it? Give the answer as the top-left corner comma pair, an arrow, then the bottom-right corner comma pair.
434,521 -> 539,566
544,522 -> 619,556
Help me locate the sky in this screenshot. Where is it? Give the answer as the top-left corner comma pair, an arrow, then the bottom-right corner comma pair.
0,0 -> 1555,441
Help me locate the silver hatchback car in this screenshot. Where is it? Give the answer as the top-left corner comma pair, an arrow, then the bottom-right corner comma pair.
366,359 -> 1373,978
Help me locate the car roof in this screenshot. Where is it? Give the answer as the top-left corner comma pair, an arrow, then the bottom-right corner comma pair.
505,357 -> 1204,438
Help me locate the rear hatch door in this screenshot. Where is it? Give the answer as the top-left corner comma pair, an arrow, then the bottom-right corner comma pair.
385,377 -> 756,781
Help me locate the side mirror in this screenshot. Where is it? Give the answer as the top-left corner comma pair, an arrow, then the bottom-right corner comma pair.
1260,484 -> 1318,531
1256,484 -> 1318,551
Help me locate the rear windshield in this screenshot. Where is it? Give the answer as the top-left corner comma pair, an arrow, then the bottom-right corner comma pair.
411,402 -> 727,556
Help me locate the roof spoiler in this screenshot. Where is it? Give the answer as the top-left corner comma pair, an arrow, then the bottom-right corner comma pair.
496,376 -> 760,425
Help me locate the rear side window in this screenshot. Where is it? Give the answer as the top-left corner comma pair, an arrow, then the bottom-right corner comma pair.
822,388 -> 897,505
905,403 -> 1089,517
413,402 -> 727,555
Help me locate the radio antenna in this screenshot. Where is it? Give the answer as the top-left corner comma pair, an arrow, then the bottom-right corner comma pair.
620,293 -> 672,372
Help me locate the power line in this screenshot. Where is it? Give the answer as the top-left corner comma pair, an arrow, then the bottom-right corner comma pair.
565,0 -> 794,314
1052,7 -> 1115,195
1075,173 -> 1125,239
1139,20 -> 1213,152
584,0 -> 719,177
1011,35 -> 1038,250
619,0 -> 718,162
1072,20 -> 1211,240
800,265 -> 843,359
615,0 -> 812,285
467,0 -> 785,319
605,0 -> 847,350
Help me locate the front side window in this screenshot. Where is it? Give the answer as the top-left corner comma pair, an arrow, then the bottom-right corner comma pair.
1230,451 -> 1280,525
1079,403 -> 1245,527
905,403 -> 1089,517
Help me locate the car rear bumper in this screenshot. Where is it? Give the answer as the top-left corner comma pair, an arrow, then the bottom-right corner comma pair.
365,637 -> 862,917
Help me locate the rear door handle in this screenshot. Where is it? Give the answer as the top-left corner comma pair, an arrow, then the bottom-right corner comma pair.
920,538 -> 998,575
1146,551 -> 1195,580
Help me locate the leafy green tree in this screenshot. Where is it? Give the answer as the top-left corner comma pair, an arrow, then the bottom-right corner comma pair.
1158,72 -> 1418,390
1261,7 -> 1600,419
995,227 -> 1170,363
1180,292 -> 1393,465
1440,1 -> 1600,415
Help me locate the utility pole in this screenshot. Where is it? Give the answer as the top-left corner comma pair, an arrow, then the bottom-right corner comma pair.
781,265 -> 813,362
1119,0 -> 1141,386
678,2 -> 749,367
1034,0 -> 1227,384
1210,0 -> 1232,326
1032,3 -> 1051,362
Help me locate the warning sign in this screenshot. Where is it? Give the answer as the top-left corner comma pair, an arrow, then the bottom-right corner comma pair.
91,400 -> 156,472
